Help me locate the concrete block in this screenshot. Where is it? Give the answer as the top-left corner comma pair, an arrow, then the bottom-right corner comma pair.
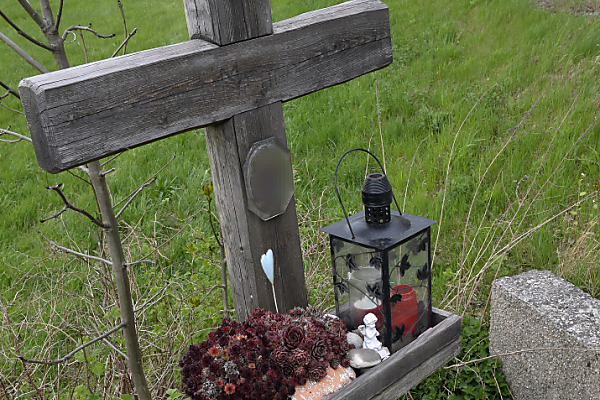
490,269 -> 600,400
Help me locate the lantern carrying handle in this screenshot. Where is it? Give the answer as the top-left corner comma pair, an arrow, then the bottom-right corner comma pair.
334,148 -> 403,239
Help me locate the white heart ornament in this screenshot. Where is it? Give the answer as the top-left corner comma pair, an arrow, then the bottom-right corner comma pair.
260,249 -> 278,312
260,249 -> 274,285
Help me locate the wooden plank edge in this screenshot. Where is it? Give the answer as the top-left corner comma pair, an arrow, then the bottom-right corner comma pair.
371,337 -> 461,400
18,81 -> 63,173
18,0 -> 391,173
323,309 -> 461,400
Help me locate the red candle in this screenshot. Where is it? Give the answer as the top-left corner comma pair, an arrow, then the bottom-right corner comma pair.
390,285 -> 418,334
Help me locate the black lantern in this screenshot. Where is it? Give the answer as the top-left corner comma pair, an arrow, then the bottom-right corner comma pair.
321,149 -> 436,353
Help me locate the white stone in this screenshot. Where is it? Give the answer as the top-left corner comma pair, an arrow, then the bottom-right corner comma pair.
346,332 -> 363,349
347,348 -> 381,369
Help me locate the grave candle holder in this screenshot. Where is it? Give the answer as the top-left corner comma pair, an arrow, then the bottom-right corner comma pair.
321,148 -> 436,353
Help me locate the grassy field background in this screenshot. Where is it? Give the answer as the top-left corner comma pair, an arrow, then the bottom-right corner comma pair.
1,0 -> 599,398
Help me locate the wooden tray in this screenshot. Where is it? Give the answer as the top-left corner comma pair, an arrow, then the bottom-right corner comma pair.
324,307 -> 461,400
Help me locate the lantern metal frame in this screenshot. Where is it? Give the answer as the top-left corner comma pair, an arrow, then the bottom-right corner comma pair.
322,148 -> 436,353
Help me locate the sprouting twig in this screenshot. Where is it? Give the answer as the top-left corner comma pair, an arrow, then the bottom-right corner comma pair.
42,183 -> 108,228
445,346 -> 600,369
39,231 -> 113,266
110,27 -> 137,58
0,9 -> 54,50
0,31 -> 48,73
16,0 -> 48,31
61,24 -> 115,41
18,323 -> 125,365
0,127 -> 31,142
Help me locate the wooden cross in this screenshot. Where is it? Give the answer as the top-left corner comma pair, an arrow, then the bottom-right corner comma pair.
19,0 -> 392,321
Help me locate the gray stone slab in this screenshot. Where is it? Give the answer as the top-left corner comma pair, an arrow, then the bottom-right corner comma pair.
490,269 -> 600,400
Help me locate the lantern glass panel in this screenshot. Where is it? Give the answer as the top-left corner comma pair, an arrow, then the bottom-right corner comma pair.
331,237 -> 385,331
388,229 -> 431,351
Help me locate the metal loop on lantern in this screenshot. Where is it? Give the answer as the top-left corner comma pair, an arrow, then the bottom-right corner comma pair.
333,148 -> 403,239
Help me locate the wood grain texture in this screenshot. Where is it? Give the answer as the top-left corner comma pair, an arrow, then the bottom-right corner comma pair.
323,308 -> 462,400
205,102 -> 307,321
371,338 -> 461,400
19,0 -> 392,173
183,0 -> 273,45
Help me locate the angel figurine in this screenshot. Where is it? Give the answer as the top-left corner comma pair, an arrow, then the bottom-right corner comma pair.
358,313 -> 390,360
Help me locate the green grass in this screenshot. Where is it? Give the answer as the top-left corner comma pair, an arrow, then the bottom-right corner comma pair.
1,0 -> 600,398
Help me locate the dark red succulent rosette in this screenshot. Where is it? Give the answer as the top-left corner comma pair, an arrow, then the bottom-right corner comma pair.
180,306 -> 352,400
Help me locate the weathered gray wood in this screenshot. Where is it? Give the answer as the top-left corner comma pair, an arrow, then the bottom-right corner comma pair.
323,308 -> 462,400
205,102 -> 307,320
183,0 -> 272,45
189,0 -> 307,320
19,0 -> 392,173
372,338 -> 461,400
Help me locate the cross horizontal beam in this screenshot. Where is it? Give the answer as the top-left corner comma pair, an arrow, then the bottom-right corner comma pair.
19,0 -> 391,173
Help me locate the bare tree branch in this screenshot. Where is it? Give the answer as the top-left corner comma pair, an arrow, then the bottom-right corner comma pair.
0,9 -> 54,50
114,155 -> 175,216
110,27 -> 136,58
0,127 -> 32,142
100,167 -> 116,176
0,79 -> 20,99
115,177 -> 156,219
38,231 -> 113,265
67,169 -> 92,185
16,0 -> 47,31
18,323 -> 125,365
42,183 -> 109,228
100,152 -> 123,167
0,31 -> 48,73
117,0 -> 128,55
124,259 -> 155,267
0,297 -> 43,399
0,102 -> 24,114
78,30 -> 88,63
55,0 -> 64,30
135,283 -> 169,314
90,321 -> 128,360
61,24 -> 115,41
38,0 -> 55,27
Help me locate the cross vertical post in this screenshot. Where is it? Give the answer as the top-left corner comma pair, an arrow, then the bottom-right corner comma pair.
183,0 -> 308,321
